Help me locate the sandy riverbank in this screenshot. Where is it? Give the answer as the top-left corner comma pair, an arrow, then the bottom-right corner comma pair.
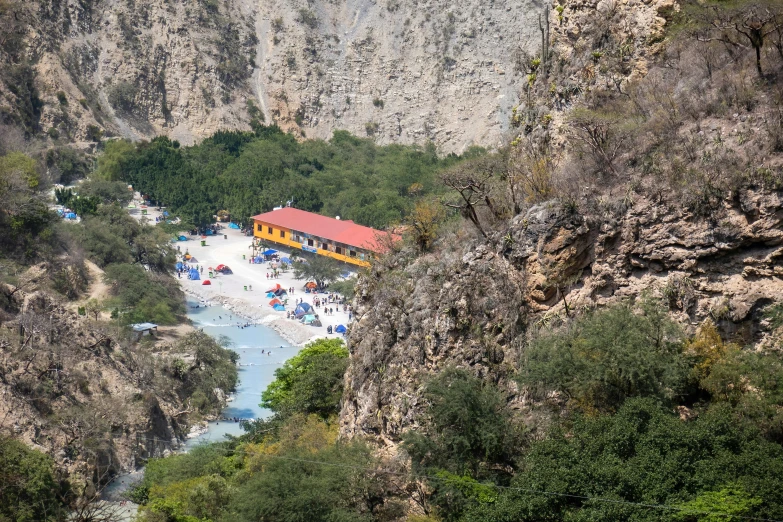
129,196 -> 356,346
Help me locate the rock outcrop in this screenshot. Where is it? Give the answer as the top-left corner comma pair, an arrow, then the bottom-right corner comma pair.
340,187 -> 783,442
2,0 -> 546,151
0,280 -> 215,481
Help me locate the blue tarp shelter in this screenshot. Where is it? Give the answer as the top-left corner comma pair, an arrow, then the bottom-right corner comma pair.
205,230 -> 213,235
273,304 -> 285,311
175,262 -> 183,270
163,211 -> 169,217
189,268 -> 200,280
65,212 -> 77,219
281,257 -> 292,264
229,222 -> 240,229
294,303 -> 312,318
254,256 -> 263,263
262,249 -> 277,255
178,235 -> 187,241
335,324 -> 347,334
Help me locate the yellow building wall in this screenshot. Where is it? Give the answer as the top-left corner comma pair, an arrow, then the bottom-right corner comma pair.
252,220 -> 371,268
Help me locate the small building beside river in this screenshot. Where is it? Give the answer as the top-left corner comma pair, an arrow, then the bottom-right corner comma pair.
251,208 -> 396,267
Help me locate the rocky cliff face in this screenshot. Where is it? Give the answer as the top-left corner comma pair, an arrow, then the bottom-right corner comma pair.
340,188 -> 783,443
3,0 -> 544,151
0,277 -> 213,483
339,0 -> 783,445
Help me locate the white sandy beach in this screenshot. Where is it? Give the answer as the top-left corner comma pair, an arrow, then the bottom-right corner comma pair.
129,196 -> 356,346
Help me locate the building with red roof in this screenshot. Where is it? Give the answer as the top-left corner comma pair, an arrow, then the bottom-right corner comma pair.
251,207 -> 399,267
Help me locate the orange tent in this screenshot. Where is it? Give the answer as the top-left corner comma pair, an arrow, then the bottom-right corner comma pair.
269,298 -> 282,306
305,282 -> 317,289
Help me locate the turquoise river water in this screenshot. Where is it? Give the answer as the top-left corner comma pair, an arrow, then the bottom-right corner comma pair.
184,300 -> 297,446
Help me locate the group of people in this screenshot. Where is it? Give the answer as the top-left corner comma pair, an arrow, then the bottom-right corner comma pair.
189,224 -> 222,235
177,264 -> 203,279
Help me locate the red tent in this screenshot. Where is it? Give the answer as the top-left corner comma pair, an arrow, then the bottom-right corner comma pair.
216,264 -> 226,271
266,283 -> 282,293
202,280 -> 211,285
269,298 -> 282,306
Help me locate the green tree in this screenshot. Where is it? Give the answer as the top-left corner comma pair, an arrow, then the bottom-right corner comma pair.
402,368 -> 522,521
292,254 -> 343,289
78,179 -> 133,205
94,139 -> 134,181
463,399 -> 783,522
519,298 -> 689,412
673,485 -> 763,522
261,338 -> 348,419
403,367 -> 521,477
0,436 -> 67,522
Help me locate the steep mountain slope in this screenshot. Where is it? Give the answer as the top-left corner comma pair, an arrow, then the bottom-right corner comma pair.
339,0 -> 783,444
1,0 -> 543,151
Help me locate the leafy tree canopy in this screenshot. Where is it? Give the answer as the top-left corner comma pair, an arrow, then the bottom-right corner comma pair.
518,298 -> 690,412
261,338 -> 349,419
114,126 -> 474,227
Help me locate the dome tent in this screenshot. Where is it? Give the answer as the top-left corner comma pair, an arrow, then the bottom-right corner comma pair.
294,303 -> 312,318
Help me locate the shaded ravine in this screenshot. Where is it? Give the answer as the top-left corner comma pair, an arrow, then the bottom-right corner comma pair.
184,300 -> 295,445
101,299 -> 297,513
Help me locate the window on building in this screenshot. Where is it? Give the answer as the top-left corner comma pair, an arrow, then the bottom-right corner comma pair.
307,239 -> 314,247
280,230 -> 285,238
267,226 -> 272,234
349,250 -> 357,257
335,246 -> 343,255
321,242 -> 329,250
256,224 -> 262,232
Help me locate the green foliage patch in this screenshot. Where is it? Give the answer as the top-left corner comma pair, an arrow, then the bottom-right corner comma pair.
261,338 -> 349,419
116,128 -> 471,228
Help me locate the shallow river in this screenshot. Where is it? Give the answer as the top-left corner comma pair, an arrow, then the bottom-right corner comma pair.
102,302 -> 296,512
185,300 -> 296,445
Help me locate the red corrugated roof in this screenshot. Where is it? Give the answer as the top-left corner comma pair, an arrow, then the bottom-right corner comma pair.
251,207 -> 399,253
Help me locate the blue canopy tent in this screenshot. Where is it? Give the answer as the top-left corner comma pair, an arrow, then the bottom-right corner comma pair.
280,257 -> 292,264
65,212 -> 77,219
262,249 -> 277,256
273,304 -> 286,311
178,235 -> 187,241
335,324 -> 347,334
175,262 -> 183,270
229,222 -> 240,229
188,268 -> 200,280
266,292 -> 276,298
294,303 -> 312,318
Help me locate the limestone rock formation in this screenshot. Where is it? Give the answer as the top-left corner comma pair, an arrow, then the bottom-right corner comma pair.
340,188 -> 783,443
3,0 -> 545,152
